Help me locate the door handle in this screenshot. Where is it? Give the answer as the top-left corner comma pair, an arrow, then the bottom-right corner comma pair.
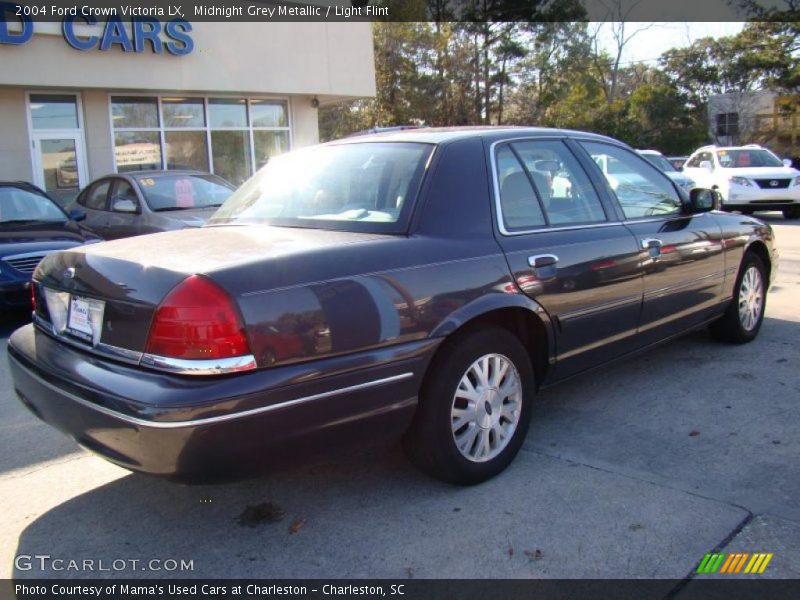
528,254 -> 559,268
641,238 -> 662,250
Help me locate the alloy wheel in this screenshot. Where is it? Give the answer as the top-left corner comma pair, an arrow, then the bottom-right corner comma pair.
738,265 -> 764,332
451,353 -> 522,463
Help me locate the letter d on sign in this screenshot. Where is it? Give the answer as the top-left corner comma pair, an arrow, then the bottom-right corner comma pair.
0,2 -> 33,45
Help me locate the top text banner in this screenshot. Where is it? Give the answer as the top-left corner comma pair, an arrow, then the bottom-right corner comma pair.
0,0 -> 796,23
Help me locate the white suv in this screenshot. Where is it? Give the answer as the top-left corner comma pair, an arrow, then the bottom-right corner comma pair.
682,144 -> 800,219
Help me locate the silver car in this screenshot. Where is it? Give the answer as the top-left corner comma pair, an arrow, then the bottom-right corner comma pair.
68,171 -> 234,240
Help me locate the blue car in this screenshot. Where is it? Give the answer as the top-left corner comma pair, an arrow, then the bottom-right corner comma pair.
1,181 -> 99,309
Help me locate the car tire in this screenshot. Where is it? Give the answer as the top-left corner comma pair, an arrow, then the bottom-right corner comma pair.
403,326 -> 534,485
709,252 -> 767,344
782,207 -> 800,220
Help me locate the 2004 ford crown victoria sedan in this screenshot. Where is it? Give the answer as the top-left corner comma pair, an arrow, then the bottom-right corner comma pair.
8,128 -> 777,485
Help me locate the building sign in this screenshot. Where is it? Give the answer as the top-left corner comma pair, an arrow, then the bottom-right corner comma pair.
0,3 -> 193,55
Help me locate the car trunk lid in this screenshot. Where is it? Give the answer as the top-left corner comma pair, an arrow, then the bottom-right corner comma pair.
33,225 -> 383,354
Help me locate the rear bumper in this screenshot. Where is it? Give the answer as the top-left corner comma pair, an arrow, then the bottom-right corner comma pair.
8,324 -> 436,480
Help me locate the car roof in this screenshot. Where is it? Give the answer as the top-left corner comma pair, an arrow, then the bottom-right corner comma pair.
127,170 -> 206,179
637,149 -> 662,155
330,126 -> 622,146
88,170 -> 208,182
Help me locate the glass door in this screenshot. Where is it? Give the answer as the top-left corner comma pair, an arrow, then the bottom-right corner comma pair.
27,94 -> 88,207
32,135 -> 86,206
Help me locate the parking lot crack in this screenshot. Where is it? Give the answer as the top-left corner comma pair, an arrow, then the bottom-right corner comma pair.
521,446 -> 754,516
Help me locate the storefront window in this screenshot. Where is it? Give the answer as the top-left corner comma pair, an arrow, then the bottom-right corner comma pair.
110,96 -> 290,182
114,131 -> 162,172
111,97 -> 159,129
162,97 -> 205,128
165,131 -> 209,171
211,131 -> 252,186
30,94 -> 79,130
251,100 -> 288,128
253,130 -> 290,170
209,99 -> 247,128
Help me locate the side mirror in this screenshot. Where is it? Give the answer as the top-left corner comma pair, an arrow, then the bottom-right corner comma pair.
698,160 -> 713,172
783,158 -> 793,168
112,199 -> 138,214
688,188 -> 716,213
68,208 -> 86,222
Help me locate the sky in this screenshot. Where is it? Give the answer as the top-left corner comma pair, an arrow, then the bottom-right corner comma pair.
594,21 -> 747,66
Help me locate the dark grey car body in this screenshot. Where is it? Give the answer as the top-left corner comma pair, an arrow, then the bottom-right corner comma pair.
8,127 -> 778,481
69,171 -> 234,240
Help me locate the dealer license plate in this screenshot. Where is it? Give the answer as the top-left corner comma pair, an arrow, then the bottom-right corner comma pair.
67,294 -> 105,344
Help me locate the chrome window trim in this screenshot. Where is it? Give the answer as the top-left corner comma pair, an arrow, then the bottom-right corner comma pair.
11,355 -> 414,430
489,138 -> 619,236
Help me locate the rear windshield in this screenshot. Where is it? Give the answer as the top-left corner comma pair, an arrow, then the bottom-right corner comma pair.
716,149 -> 783,168
208,142 -> 434,233
135,174 -> 234,212
0,186 -> 66,224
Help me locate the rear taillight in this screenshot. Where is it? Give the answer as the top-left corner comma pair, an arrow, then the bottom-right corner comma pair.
30,283 -> 36,312
145,275 -> 251,361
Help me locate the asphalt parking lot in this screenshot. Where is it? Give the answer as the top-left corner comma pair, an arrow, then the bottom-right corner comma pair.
1,215 -> 798,583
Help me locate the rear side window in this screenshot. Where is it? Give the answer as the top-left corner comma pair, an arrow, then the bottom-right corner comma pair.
512,140 -> 606,225
496,145 -> 546,231
81,181 -> 111,210
581,142 -> 681,219
496,140 -> 606,232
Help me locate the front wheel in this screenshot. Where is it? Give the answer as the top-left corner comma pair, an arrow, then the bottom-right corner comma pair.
403,327 -> 534,485
709,252 -> 767,343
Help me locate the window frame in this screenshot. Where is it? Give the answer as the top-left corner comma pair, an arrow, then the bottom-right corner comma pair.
576,140 -> 686,223
107,93 -> 293,182
490,136 -> 618,236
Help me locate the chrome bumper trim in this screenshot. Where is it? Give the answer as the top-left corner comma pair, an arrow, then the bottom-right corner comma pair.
10,352 -> 415,429
140,353 -> 257,375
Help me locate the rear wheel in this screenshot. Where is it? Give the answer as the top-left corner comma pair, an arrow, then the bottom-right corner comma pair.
783,206 -> 800,220
403,327 -> 534,485
709,252 -> 767,344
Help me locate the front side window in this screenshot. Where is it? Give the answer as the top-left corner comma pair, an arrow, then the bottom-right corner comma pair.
581,142 -> 681,219
0,186 -> 66,223
209,142 -> 433,233
82,180 -> 111,210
